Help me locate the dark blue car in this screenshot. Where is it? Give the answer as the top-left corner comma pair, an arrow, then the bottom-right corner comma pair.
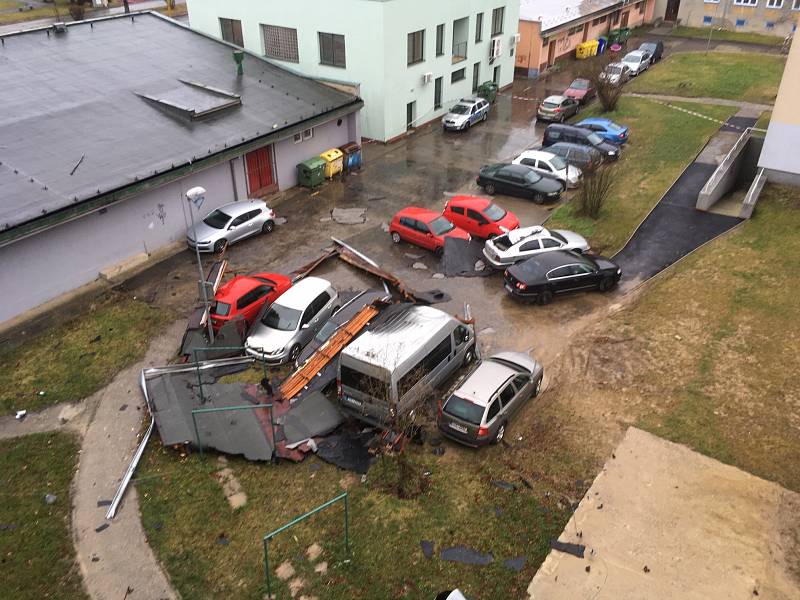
575,118 -> 629,145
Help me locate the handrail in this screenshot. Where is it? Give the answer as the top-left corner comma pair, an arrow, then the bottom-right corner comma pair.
700,127 -> 752,195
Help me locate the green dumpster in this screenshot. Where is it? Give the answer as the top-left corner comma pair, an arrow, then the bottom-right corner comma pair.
296,156 -> 326,189
477,81 -> 499,103
618,27 -> 631,43
608,30 -> 622,45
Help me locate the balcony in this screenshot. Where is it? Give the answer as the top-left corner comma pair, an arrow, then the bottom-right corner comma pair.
452,17 -> 468,64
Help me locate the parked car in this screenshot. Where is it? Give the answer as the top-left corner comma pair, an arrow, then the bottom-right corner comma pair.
245,277 -> 339,364
639,40 -> 664,64
210,272 -> 292,334
536,95 -> 580,123
389,207 -> 469,255
476,164 -> 563,204
600,62 -> 631,86
482,225 -> 590,269
297,290 -> 388,365
512,149 -> 582,189
442,97 -> 490,131
621,50 -> 651,76
545,142 -> 603,170
437,351 -> 543,446
542,124 -> 620,160
575,117 -> 629,145
563,78 -> 596,104
443,195 -> 519,239
187,199 -> 275,253
504,250 -> 621,305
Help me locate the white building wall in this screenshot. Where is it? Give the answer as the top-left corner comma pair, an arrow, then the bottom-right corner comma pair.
0,158 -> 243,325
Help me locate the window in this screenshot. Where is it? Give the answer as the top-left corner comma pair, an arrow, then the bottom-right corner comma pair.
262,24 -> 299,62
610,10 -> 621,25
467,209 -> 488,224
794,0 -> 800,9
767,0 -> 783,6
475,12 -> 484,42
568,24 -> 583,36
486,399 -> 501,422
592,15 -> 607,25
736,18 -> 747,26
219,18 -> 243,47
703,15 -> 713,23
303,128 -> 313,140
407,29 -> 425,65
454,325 -> 470,345
537,161 -> 553,172
436,23 -> 445,56
318,32 -> 346,67
451,205 -> 465,215
734,0 -> 757,4
548,266 -> 573,279
491,6 -> 505,35
519,240 -> 540,252
293,133 -> 302,144
434,76 -> 443,109
639,1 -> 646,13
511,374 -> 530,392
498,384 -> 515,407
340,365 -> 390,399
541,238 -> 561,249
451,68 -> 466,83
397,336 -> 451,397
472,61 -> 480,92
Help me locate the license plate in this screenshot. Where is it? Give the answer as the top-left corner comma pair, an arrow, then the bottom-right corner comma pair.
343,396 -> 361,408
504,283 -> 513,293
449,422 -> 468,434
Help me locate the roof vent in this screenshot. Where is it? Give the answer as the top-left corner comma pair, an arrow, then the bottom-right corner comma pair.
52,22 -> 67,34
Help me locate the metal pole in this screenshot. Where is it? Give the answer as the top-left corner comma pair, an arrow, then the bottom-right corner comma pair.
268,404 -> 277,461
192,411 -> 204,460
705,1 -> 720,55
189,200 -> 215,344
344,493 -> 350,553
193,349 -> 206,405
263,538 -> 272,599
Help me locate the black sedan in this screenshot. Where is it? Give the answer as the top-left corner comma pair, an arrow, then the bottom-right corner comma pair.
476,163 -> 563,204
503,250 -> 621,304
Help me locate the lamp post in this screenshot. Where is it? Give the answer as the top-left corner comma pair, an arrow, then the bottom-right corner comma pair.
186,187 -> 215,344
705,0 -> 723,54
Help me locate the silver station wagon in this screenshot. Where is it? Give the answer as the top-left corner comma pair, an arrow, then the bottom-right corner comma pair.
437,352 -> 544,446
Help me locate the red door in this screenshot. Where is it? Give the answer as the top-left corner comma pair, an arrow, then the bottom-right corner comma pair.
245,146 -> 274,196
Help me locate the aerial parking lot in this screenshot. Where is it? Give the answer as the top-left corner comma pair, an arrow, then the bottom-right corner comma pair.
1,19 -> 798,600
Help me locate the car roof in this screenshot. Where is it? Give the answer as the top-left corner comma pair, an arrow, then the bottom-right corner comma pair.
570,78 -> 590,85
454,357 -> 518,406
448,195 -> 490,209
510,249 -> 592,275
549,141 -> 599,153
459,97 -> 484,105
624,50 -> 646,58
273,276 -> 332,310
505,225 -> 551,245
216,273 -> 280,300
516,149 -> 558,162
578,117 -> 611,126
397,206 -> 440,221
543,95 -> 566,103
213,199 -> 267,218
606,61 -> 625,68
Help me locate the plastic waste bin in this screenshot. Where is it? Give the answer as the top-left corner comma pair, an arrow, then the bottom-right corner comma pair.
319,148 -> 344,179
296,156 -> 326,189
588,39 -> 599,56
608,30 -> 622,45
340,142 -> 362,172
477,81 -> 499,103
597,35 -> 608,54
575,42 -> 592,59
618,27 -> 631,43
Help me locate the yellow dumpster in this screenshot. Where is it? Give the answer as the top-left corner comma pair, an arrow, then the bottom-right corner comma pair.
319,148 -> 344,179
575,42 -> 592,60
587,39 -> 599,56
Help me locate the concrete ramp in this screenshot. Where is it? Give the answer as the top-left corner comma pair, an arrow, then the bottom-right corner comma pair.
527,428 -> 800,599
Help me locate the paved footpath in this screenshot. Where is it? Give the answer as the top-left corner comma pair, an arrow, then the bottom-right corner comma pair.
72,319 -> 183,600
626,92 -> 772,113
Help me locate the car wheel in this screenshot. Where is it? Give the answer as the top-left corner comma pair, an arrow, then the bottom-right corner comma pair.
262,220 -> 275,234
487,233 -> 497,240
464,348 -> 475,365
559,114 -> 565,123
483,112 -> 488,122
289,345 -> 301,363
466,120 -> 471,130
494,423 -> 506,444
532,193 -> 545,205
599,276 -> 616,292
213,239 -> 227,254
533,377 -> 542,397
434,246 -> 444,258
484,183 -> 496,196
537,290 -> 553,305
391,231 -> 401,244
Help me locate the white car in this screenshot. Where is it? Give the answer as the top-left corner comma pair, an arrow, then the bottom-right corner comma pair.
441,97 -> 490,131
512,150 -> 582,189
621,50 -> 651,76
482,225 -> 590,269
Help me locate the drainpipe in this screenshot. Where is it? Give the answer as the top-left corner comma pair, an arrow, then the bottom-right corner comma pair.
229,159 -> 239,201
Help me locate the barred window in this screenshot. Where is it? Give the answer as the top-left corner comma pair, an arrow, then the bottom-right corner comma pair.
262,24 -> 299,63
319,32 -> 346,67
219,18 -> 243,47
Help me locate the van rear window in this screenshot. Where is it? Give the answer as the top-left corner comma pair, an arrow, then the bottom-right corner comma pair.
341,365 -> 390,399
443,395 -> 484,425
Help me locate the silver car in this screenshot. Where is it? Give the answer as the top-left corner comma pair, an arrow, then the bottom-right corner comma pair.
482,225 -> 590,269
437,352 -> 544,446
245,277 -> 339,364
600,62 -> 631,86
537,95 -> 580,123
187,199 -> 275,253
621,50 -> 651,76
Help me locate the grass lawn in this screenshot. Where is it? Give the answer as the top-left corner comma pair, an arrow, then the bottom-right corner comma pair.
668,26 -> 785,48
0,432 -> 87,599
628,52 -> 784,105
0,293 -> 171,414
549,97 -> 736,254
754,110 -> 772,134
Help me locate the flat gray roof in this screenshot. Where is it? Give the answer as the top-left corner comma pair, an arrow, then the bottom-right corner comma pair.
0,12 -> 361,236
520,0 -> 623,33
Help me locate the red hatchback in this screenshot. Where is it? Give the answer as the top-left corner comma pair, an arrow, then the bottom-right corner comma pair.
443,195 -> 519,239
563,78 -> 596,104
389,207 -> 470,255
210,272 -> 292,333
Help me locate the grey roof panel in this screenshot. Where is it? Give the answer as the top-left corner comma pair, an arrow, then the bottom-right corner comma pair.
0,13 -> 360,231
520,0 -> 622,32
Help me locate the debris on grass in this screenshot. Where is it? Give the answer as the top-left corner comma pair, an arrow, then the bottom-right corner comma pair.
440,545 -> 494,566
15,410 -> 26,420
313,561 -> 328,575
275,560 -> 295,581
490,480 -> 516,491
44,494 -> 57,504
420,540 -> 434,559
503,555 -> 526,571
549,539 -> 585,558
288,577 -> 305,597
305,543 -> 323,562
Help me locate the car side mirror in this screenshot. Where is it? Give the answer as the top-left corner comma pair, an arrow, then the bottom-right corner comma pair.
301,323 -> 309,330
228,225 -> 236,230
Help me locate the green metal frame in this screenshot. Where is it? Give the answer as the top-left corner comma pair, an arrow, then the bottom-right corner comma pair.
190,346 -> 269,405
262,493 -> 350,598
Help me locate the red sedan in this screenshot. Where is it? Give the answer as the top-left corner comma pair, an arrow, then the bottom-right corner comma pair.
210,272 -> 292,333
563,78 -> 596,104
443,195 -> 519,239
389,207 -> 469,255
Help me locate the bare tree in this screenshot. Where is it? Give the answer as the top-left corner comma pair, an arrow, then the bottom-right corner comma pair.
68,0 -> 87,21
577,55 -> 624,113
575,162 -> 616,219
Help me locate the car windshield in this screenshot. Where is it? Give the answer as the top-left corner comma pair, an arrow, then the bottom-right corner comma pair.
261,304 -> 302,331
203,209 -> 231,229
492,234 -> 512,251
549,156 -> 567,170
524,170 -> 543,183
211,301 -> 231,317
450,104 -> 471,115
429,216 -> 455,236
484,203 -> 506,221
542,101 -> 558,108
607,66 -> 622,75
443,395 -> 484,425
315,321 -> 338,343
551,231 -> 567,244
587,133 -> 604,145
570,79 -> 589,89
